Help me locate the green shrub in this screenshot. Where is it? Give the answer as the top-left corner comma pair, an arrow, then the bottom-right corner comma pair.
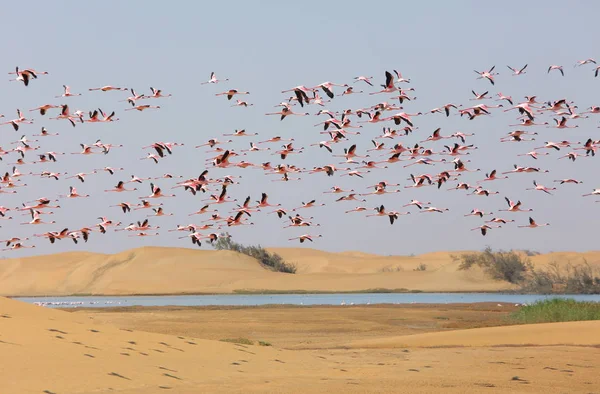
220,337 -> 254,345
511,298 -> 600,324
213,235 -> 296,274
453,246 -> 531,284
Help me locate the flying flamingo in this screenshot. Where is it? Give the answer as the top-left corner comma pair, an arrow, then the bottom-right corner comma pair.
518,217 -> 550,228
547,65 -> 564,76
471,224 -> 501,236
554,179 -> 583,185
141,183 -> 176,199
288,234 -> 323,243
88,85 -> 127,92
21,209 -> 56,225
124,105 -> 160,112
215,89 -> 249,100
499,197 -> 533,213
56,85 -> 82,98
526,180 -> 556,195
146,87 -> 172,98
1,242 -> 36,251
265,107 -> 309,121
105,181 -> 137,192
507,64 -> 528,75
202,72 -> 229,85
370,71 -> 400,95
474,65 -> 498,85
354,76 -> 374,86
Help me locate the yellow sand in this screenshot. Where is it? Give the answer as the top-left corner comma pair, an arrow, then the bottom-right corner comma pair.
2,297 -> 599,394
349,320 -> 600,348
0,246 -> 598,296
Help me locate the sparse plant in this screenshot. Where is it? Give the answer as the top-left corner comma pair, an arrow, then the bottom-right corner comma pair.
453,246 -> 531,284
379,265 -> 403,273
520,260 -> 600,294
213,235 -> 296,274
414,263 -> 427,271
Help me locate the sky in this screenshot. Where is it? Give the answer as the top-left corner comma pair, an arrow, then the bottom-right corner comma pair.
0,1 -> 599,257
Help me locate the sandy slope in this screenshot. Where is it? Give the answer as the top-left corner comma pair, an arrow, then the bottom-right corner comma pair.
2,297 -> 599,394
349,320 -> 600,348
0,246 -> 598,296
0,296 -> 337,394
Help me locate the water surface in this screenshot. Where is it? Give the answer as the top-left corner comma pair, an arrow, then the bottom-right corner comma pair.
15,293 -> 600,308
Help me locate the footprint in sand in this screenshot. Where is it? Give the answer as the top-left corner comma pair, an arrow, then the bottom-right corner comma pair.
48,328 -> 68,334
163,373 -> 182,380
159,367 -> 178,373
43,390 -> 57,394
83,354 -> 95,358
108,372 -> 131,380
1,314 -> 11,318
89,329 -> 100,333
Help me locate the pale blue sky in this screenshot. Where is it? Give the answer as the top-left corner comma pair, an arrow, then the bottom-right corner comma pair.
1,1 -> 599,257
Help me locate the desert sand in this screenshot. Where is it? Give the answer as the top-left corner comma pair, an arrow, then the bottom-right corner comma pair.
1,298 -> 599,393
2,246 -> 598,296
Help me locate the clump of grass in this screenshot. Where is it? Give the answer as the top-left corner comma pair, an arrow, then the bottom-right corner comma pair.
213,235 -> 296,274
452,246 -> 531,284
414,263 -> 427,271
220,338 -> 254,345
258,340 -> 272,346
511,298 -> 600,324
379,265 -> 403,273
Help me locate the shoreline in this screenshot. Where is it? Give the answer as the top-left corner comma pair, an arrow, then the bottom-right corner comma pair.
10,289 -> 595,300
9,289 -> 528,298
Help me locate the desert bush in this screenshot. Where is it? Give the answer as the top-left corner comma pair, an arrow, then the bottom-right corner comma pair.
520,260 -> 600,294
511,298 -> 600,323
213,235 -> 296,274
414,263 -> 427,271
379,265 -> 403,273
453,246 -> 531,284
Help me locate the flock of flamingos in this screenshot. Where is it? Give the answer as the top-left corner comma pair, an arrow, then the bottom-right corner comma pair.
1,60 -> 600,252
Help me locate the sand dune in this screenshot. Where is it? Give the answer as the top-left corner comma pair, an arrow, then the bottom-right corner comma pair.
0,296 -> 339,394
1,246 -> 598,296
349,321 -> 600,349
3,297 -> 599,393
